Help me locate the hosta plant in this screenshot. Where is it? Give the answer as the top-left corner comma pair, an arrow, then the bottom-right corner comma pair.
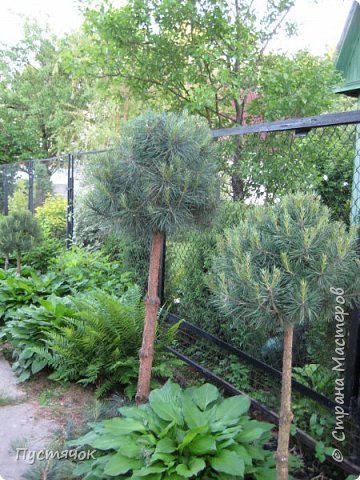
1,295 -> 75,382
70,381 -> 279,479
0,268 -> 70,322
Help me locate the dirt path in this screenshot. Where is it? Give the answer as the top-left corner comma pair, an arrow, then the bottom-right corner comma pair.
0,354 -> 94,480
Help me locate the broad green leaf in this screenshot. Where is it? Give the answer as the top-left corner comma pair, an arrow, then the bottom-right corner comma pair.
91,434 -> 122,450
132,464 -> 166,476
210,450 -> 245,476
149,382 -> 183,425
16,370 -> 31,383
175,458 -> 206,478
253,467 -> 277,480
182,394 -> 206,429
154,438 -> 177,454
103,418 -> 145,435
215,395 -> 251,422
188,434 -> 217,455
104,453 -> 142,476
237,422 -> 273,443
179,426 -> 208,450
188,383 -> 219,410
31,358 -> 47,374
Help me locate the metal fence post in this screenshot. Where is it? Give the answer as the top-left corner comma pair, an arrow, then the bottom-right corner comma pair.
3,165 -> 9,216
66,154 -> 75,248
28,160 -> 34,214
344,309 -> 360,407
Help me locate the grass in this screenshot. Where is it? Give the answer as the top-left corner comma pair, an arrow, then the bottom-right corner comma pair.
0,395 -> 18,406
9,436 -> 29,455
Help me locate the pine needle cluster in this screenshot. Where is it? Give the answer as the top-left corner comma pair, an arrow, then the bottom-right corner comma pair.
84,112 -> 219,237
210,192 -> 360,330
0,210 -> 42,257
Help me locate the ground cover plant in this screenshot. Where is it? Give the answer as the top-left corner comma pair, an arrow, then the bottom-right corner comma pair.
2,283 -> 179,398
209,192 -> 360,479
0,246 -> 134,321
40,287 -> 179,398
84,111 -> 219,404
1,295 -> 75,382
70,381 -> 289,479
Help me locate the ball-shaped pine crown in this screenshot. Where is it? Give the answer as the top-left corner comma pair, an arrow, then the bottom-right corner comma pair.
86,112 -> 219,236
210,192 -> 360,329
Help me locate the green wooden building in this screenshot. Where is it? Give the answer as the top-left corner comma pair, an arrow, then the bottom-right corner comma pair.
335,1 -> 360,97
335,0 -> 360,224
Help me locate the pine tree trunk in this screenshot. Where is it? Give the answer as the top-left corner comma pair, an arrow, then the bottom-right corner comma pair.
136,231 -> 164,405
4,253 -> 9,270
16,252 -> 21,276
276,323 -> 294,480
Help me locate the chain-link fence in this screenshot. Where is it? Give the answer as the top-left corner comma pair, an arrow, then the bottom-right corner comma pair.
164,111 -> 360,472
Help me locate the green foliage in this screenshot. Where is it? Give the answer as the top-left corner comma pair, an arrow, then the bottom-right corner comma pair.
0,210 -> 42,259
85,112 -> 219,237
38,287 -> 178,397
8,180 -> 28,213
1,295 -> 76,381
210,193 -> 360,331
49,246 -> 134,296
0,247 -> 132,321
70,381 -> 279,479
292,364 -> 335,398
0,268 -> 71,322
78,0 -> 351,201
0,22 -> 92,162
35,194 -> 67,239
167,202 -> 248,334
23,235 -> 65,273
80,1 -> 343,129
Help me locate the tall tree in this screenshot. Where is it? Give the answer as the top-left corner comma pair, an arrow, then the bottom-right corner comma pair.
77,0 -> 347,199
84,112 -> 219,403
210,193 -> 360,479
0,22 -> 92,164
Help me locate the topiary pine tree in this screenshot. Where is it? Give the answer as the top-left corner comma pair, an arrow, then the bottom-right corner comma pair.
85,111 -> 219,404
0,210 -> 42,275
209,192 -> 360,480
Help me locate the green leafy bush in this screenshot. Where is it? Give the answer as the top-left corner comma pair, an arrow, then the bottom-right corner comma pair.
38,287 -> 178,397
1,295 -> 75,381
23,235 -> 65,273
0,247 -> 133,323
48,246 -> 134,296
292,364 -> 335,398
71,381 -> 279,479
0,268 -> 70,322
35,194 -> 67,239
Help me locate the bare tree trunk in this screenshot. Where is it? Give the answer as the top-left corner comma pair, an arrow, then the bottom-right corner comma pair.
276,323 -> 294,480
136,231 -> 165,405
4,253 -> 9,270
16,252 -> 21,276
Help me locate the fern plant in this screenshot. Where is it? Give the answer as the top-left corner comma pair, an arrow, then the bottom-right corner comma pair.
39,287 -> 178,397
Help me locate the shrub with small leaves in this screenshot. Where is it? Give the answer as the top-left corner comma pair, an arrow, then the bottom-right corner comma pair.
70,381 -> 280,479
